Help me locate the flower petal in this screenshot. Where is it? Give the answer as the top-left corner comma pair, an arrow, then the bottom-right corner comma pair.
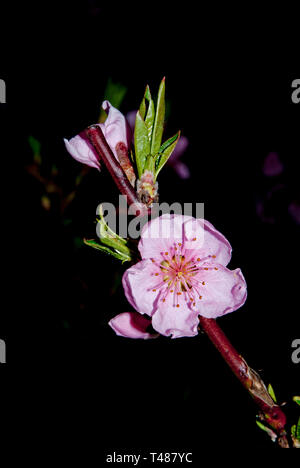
100,100 -> 131,159
108,312 -> 158,339
151,295 -> 199,338
183,218 -> 232,266
195,264 -> 247,318
64,132 -> 101,170
138,214 -> 192,260
122,259 -> 162,316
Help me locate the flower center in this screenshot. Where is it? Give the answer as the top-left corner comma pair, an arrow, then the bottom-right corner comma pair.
149,242 -> 217,308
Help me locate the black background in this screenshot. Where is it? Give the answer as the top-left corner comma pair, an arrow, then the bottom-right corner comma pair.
1,2 -> 299,458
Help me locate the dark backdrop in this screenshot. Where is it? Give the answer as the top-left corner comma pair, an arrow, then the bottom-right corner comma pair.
1,2 -> 299,458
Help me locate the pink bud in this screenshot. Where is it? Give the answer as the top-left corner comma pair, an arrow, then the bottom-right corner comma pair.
64,100 -> 131,169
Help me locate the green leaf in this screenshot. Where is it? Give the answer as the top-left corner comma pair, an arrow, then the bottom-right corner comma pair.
291,424 -> 296,438
256,420 -> 269,432
99,233 -> 131,256
256,420 -> 277,442
292,418 -> 300,441
139,98 -> 146,120
97,204 -> 127,244
144,86 -> 155,142
157,132 -> 180,154
28,135 -> 41,155
134,111 -> 151,177
28,135 -> 42,164
155,130 -> 181,180
267,383 -> 277,403
151,77 -> 165,156
97,206 -> 130,256
293,396 -> 300,406
83,239 -> 131,262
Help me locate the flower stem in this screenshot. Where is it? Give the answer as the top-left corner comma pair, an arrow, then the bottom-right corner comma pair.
85,125 -> 146,215
198,316 -> 289,448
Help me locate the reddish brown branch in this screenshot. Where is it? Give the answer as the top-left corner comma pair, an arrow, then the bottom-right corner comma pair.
85,125 -> 146,215
198,316 -> 289,447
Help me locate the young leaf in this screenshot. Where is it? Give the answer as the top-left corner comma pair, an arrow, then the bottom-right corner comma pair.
83,239 -> 131,262
267,383 -> 277,403
293,396 -> 300,406
134,111 -> 150,177
28,135 -> 42,165
28,135 -> 41,155
97,204 -> 127,244
98,231 -> 131,256
151,77 -> 165,156
144,85 -> 155,142
256,420 -> 277,442
144,154 -> 156,173
155,131 -> 180,180
97,221 -> 131,257
139,97 -> 146,120
291,424 -> 296,438
291,418 -> 300,444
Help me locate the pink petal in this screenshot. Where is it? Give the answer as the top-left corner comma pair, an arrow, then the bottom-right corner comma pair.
64,102 -> 131,169
195,264 -> 247,319
151,295 -> 199,338
64,132 -> 101,170
122,259 -> 162,317
138,215 -> 232,267
183,218 -> 232,266
138,214 -> 193,260
108,312 -> 157,339
100,100 -> 131,159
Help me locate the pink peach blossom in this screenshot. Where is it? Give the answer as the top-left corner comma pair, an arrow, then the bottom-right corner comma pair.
64,100 -> 131,169
109,214 -> 247,339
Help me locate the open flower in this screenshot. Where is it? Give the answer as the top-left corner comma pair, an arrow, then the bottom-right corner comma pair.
64,100 -> 132,171
109,214 -> 247,339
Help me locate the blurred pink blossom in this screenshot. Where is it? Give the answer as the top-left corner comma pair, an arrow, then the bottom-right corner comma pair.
109,214 -> 247,339
262,152 -> 283,177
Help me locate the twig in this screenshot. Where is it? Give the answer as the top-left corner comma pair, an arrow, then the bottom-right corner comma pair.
85,125 -> 146,215
198,316 -> 289,448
